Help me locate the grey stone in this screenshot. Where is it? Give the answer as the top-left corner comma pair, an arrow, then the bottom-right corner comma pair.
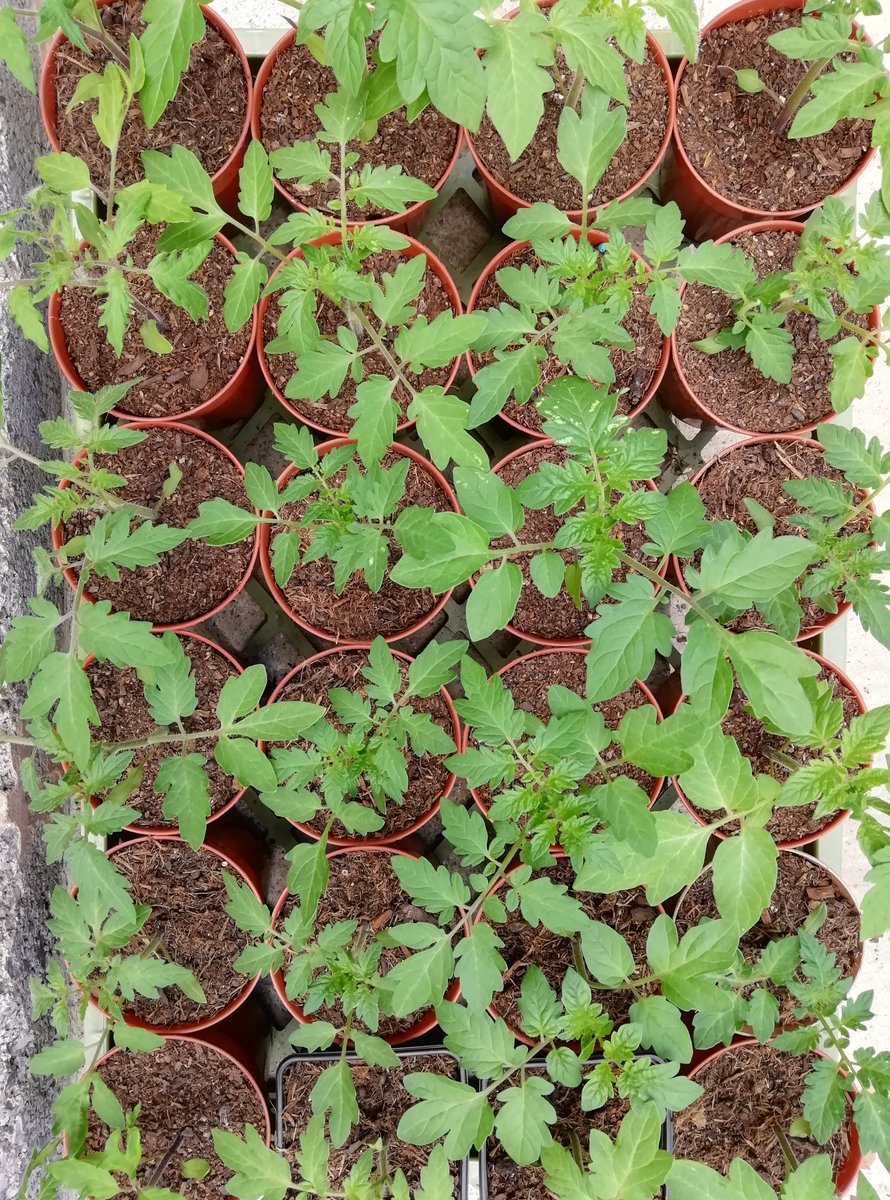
202,585 -> 268,656
0,13 -> 69,1193
254,632 -> 302,688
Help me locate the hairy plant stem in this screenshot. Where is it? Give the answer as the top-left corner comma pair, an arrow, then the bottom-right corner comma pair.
770,57 -> 831,137
774,1122 -> 800,1176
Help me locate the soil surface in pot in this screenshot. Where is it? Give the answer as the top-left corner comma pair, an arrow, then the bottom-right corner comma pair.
59,227 -> 251,419
273,448 -> 448,640
87,635 -> 240,827
53,0 -> 247,188
264,250 -> 454,431
103,839 -> 252,1026
270,650 -> 455,840
674,227 -> 869,432
676,9 -> 871,211
279,1054 -> 462,1193
674,853 -> 861,1025
689,438 -> 870,631
486,1076 -> 659,1200
471,245 -> 664,430
63,426 -> 254,626
485,858 -> 659,1033
260,38 -> 458,220
672,1045 -> 850,1187
474,651 -> 658,804
277,850 -> 442,1038
86,1039 -> 266,1200
472,40 -> 668,211
491,444 -> 660,641
683,671 -> 858,843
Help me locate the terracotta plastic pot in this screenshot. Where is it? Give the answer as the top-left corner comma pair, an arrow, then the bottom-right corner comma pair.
660,220 -> 882,434
258,437 -> 458,646
463,1 -> 675,228
673,847 -> 863,1024
84,832 -> 263,1036
85,1034 -> 271,1145
476,854 -> 666,1047
38,2 -> 252,216
265,644 -> 460,848
51,420 -> 260,633
465,228 -> 669,434
481,440 -> 667,648
82,631 -> 247,837
251,29 -> 462,234
682,1038 -> 862,1195
466,648 -> 665,821
672,433 -> 875,638
663,649 -> 863,850
47,233 -> 263,427
661,0 -> 877,242
257,231 -> 464,436
270,844 -> 461,1043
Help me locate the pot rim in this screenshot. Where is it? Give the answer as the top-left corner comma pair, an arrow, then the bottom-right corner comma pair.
256,230 -> 464,435
672,845 -> 864,1001
464,229 -> 669,435
682,1036 -> 862,1195
669,0 -> 878,225
269,843 -> 461,1043
264,642 -> 461,847
465,645 -> 665,814
250,26 -> 462,227
479,438 -> 668,648
86,1032 -> 272,1148
666,219 -> 881,437
38,2 -> 254,198
670,430 -> 876,640
462,18 -> 676,222
476,850 -> 666,1046
80,630 -> 248,836
257,436 -> 458,646
47,230 -> 259,426
50,419 -> 260,633
86,833 -> 263,1036
666,647 -> 862,850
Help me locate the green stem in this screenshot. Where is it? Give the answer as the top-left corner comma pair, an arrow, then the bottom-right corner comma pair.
771,57 -> 831,137
564,67 -> 585,112
817,1015 -> 857,1078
